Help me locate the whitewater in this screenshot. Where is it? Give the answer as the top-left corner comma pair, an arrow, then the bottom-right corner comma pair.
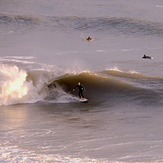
1,0 -> 163,162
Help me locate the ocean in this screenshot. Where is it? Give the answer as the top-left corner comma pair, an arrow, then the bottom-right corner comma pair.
1,0 -> 163,162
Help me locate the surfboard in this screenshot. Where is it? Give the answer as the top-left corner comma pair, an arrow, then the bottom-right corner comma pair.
79,98 -> 88,103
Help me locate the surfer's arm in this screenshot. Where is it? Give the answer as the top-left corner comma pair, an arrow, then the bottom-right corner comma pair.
73,85 -> 77,91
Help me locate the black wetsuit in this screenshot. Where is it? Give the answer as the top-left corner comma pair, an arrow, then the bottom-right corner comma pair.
74,85 -> 85,98
142,55 -> 152,59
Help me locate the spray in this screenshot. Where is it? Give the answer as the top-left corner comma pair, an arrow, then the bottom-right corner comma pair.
0,65 -> 42,105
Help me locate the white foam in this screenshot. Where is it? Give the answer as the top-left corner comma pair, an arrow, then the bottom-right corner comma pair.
0,56 -> 36,64
129,70 -> 139,74
0,65 -> 44,106
107,67 -> 122,72
156,5 -> 163,8
0,142 -> 107,163
107,67 -> 139,74
2,56 -> 35,60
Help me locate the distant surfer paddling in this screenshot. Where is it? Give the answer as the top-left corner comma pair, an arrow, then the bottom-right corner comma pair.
73,82 -> 86,99
142,54 -> 153,59
86,36 -> 92,41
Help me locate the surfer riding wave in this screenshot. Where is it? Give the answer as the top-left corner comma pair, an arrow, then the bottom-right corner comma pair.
73,82 -> 86,99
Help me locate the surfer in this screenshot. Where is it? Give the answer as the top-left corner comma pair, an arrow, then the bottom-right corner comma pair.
73,82 -> 86,99
142,54 -> 152,59
86,36 -> 92,41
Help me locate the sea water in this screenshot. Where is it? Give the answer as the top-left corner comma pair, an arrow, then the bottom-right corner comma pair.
1,0 -> 163,162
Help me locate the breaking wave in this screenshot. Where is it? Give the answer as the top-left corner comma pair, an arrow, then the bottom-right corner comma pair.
0,64 -> 163,106
50,69 -> 163,106
0,65 -> 44,105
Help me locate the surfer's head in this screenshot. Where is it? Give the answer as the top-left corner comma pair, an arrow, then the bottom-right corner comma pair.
78,82 -> 81,85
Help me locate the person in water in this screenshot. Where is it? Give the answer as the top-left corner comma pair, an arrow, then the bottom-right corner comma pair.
73,82 -> 86,99
86,36 -> 92,41
142,54 -> 152,59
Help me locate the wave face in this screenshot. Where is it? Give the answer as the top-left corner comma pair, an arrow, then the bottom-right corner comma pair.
1,13 -> 163,37
49,69 -> 163,107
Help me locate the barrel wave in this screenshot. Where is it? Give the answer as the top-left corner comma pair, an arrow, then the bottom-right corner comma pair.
47,69 -> 163,106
